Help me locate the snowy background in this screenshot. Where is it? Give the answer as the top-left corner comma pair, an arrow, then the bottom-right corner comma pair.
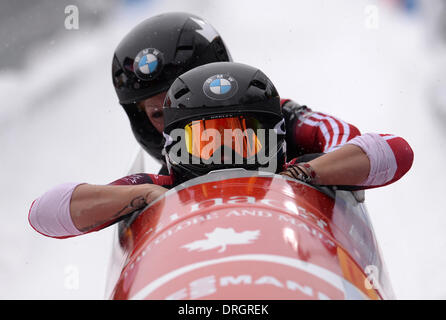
1,0 -> 446,299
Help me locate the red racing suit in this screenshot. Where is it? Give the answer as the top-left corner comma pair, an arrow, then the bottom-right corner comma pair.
28,99 -> 414,239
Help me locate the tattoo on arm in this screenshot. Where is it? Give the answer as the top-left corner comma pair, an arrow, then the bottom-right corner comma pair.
80,195 -> 148,232
111,195 -> 147,219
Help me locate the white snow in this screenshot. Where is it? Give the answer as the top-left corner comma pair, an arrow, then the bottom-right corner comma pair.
1,0 -> 445,299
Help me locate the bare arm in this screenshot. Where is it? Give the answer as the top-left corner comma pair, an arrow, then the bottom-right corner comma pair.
281,132 -> 413,188
308,144 -> 370,185
281,144 -> 370,185
70,184 -> 168,232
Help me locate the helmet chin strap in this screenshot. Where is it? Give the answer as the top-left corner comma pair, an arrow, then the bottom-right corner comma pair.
171,163 -> 201,185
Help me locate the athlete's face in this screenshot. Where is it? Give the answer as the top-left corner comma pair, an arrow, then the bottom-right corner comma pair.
139,91 -> 166,134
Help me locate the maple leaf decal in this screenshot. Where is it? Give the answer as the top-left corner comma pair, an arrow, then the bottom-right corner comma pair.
182,227 -> 260,253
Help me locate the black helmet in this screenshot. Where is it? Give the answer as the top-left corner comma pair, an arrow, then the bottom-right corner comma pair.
112,12 -> 232,163
163,62 -> 287,184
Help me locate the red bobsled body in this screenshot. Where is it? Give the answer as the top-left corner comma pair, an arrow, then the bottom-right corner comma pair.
106,170 -> 394,300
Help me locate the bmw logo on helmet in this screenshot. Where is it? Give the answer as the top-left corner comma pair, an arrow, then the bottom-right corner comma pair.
203,74 -> 238,100
133,48 -> 164,80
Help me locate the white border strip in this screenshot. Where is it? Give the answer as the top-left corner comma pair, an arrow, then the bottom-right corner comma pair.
129,254 -> 367,300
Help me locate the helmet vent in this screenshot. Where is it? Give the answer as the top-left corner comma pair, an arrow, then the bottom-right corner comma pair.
250,80 -> 267,90
174,87 -> 190,99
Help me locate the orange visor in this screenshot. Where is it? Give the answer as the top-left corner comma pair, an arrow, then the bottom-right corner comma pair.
184,116 -> 264,160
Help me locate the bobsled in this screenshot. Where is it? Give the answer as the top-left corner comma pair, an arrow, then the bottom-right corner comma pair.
105,167 -> 395,300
